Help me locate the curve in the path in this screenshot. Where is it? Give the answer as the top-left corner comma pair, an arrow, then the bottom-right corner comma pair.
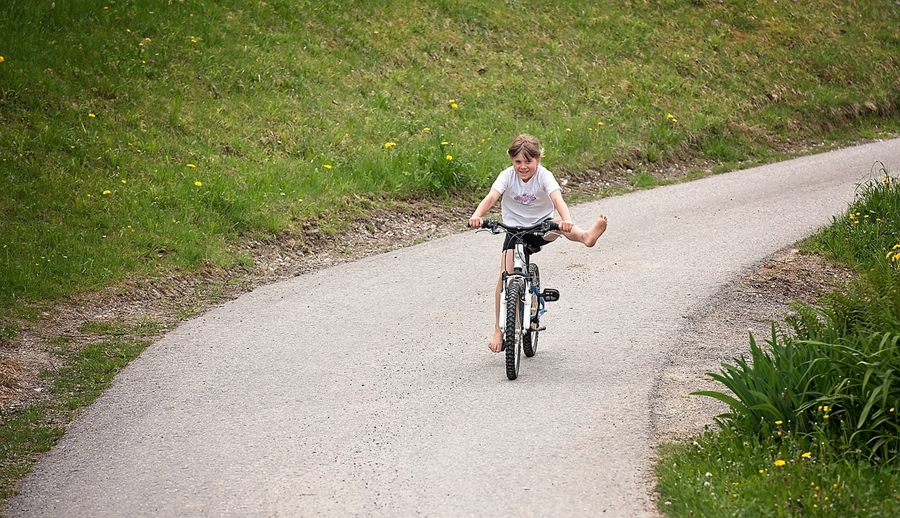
8,139 -> 900,517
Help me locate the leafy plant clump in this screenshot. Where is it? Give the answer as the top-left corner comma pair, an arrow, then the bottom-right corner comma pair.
696,167 -> 900,462
657,166 -> 900,516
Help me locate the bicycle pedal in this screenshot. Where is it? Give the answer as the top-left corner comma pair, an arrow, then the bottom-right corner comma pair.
537,326 -> 546,332
541,288 -> 560,302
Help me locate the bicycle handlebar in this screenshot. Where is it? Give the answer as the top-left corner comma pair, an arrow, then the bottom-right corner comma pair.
472,219 -> 560,234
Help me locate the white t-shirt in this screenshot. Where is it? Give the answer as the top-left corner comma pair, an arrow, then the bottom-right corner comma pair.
491,165 -> 561,226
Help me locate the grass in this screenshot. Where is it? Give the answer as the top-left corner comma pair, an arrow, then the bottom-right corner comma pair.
657,167 -> 900,516
2,0 -> 899,314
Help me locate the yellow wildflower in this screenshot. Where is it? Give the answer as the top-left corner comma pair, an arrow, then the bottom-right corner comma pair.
451,103 -> 458,109
446,155 -> 453,161
89,113 -> 96,118
194,181 -> 202,187
0,56 -> 5,64
802,452 -> 811,458
323,164 -> 332,169
384,142 -> 396,148
774,459 -> 786,467
102,190 -> 111,195
423,127 -> 430,132
121,179 -> 127,184
775,420 -> 783,425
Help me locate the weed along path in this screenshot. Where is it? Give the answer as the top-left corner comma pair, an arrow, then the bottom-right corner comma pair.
8,139 -> 900,517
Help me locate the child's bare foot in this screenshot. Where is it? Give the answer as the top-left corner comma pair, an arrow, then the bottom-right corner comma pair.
488,329 -> 503,353
583,214 -> 608,247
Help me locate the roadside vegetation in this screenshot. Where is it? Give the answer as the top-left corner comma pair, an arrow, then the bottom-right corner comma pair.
656,166 -> 900,516
1,0 -> 899,510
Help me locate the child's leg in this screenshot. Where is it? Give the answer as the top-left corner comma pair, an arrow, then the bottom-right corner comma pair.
560,214 -> 608,247
488,250 -> 515,353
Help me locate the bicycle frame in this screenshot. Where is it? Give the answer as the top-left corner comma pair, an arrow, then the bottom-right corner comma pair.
476,218 -> 560,379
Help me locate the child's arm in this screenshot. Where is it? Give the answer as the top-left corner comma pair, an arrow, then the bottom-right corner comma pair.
469,189 -> 501,228
549,189 -> 574,233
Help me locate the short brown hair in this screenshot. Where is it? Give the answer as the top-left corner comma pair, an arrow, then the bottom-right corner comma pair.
507,134 -> 543,160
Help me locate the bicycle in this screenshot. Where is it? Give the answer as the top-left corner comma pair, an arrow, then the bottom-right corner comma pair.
472,219 -> 561,380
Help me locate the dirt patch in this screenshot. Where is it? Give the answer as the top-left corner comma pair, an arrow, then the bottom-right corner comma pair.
651,248 -> 856,442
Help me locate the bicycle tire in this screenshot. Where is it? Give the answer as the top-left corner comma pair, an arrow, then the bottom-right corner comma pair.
504,278 -> 525,380
523,263 -> 540,358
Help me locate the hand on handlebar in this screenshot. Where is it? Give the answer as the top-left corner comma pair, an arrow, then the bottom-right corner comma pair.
468,216 -> 484,229
555,219 -> 574,233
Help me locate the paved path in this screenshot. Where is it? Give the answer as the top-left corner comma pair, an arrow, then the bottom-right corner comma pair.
8,139 -> 900,517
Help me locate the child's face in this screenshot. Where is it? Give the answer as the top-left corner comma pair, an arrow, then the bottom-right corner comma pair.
511,152 -> 540,183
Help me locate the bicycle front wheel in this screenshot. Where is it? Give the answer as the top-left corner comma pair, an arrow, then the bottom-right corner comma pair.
523,263 -> 540,358
504,278 -> 525,380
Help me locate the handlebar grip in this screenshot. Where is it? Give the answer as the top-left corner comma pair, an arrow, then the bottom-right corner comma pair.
543,220 -> 560,231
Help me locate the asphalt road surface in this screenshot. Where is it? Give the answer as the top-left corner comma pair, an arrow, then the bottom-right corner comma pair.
8,139 -> 900,517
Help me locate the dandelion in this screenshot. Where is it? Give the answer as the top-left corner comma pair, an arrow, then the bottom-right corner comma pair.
102,190 -> 111,195
598,121 -> 604,126
384,142 -> 396,149
0,56 -> 5,64
758,469 -> 765,474
121,179 -> 127,184
187,163 -> 196,168
194,181 -> 202,187
451,103 -> 458,109
191,38 -> 198,44
441,141 -> 449,146
774,459 -> 786,467
323,164 -> 332,169
298,198 -> 303,203
446,155 -> 453,161
144,37 -> 152,43
89,113 -> 96,118
823,414 -> 830,419
823,406 -> 829,412
891,407 -> 895,412
423,127 -> 430,132
802,452 -> 812,458
775,420 -> 783,425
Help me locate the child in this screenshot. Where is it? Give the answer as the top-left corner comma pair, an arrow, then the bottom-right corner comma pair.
468,134 -> 608,353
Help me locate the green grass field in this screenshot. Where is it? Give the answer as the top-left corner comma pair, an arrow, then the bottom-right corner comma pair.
2,0 -> 899,313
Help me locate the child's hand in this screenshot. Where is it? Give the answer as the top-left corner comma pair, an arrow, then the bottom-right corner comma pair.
557,219 -> 574,233
468,216 -> 483,229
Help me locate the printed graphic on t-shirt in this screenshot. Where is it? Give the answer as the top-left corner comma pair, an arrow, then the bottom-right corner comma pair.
513,193 -> 537,204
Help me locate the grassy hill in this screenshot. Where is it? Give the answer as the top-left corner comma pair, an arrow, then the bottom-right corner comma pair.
1,0 -> 898,313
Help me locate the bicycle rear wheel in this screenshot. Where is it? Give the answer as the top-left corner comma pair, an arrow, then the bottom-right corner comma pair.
504,278 -> 525,380
523,263 -> 540,358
